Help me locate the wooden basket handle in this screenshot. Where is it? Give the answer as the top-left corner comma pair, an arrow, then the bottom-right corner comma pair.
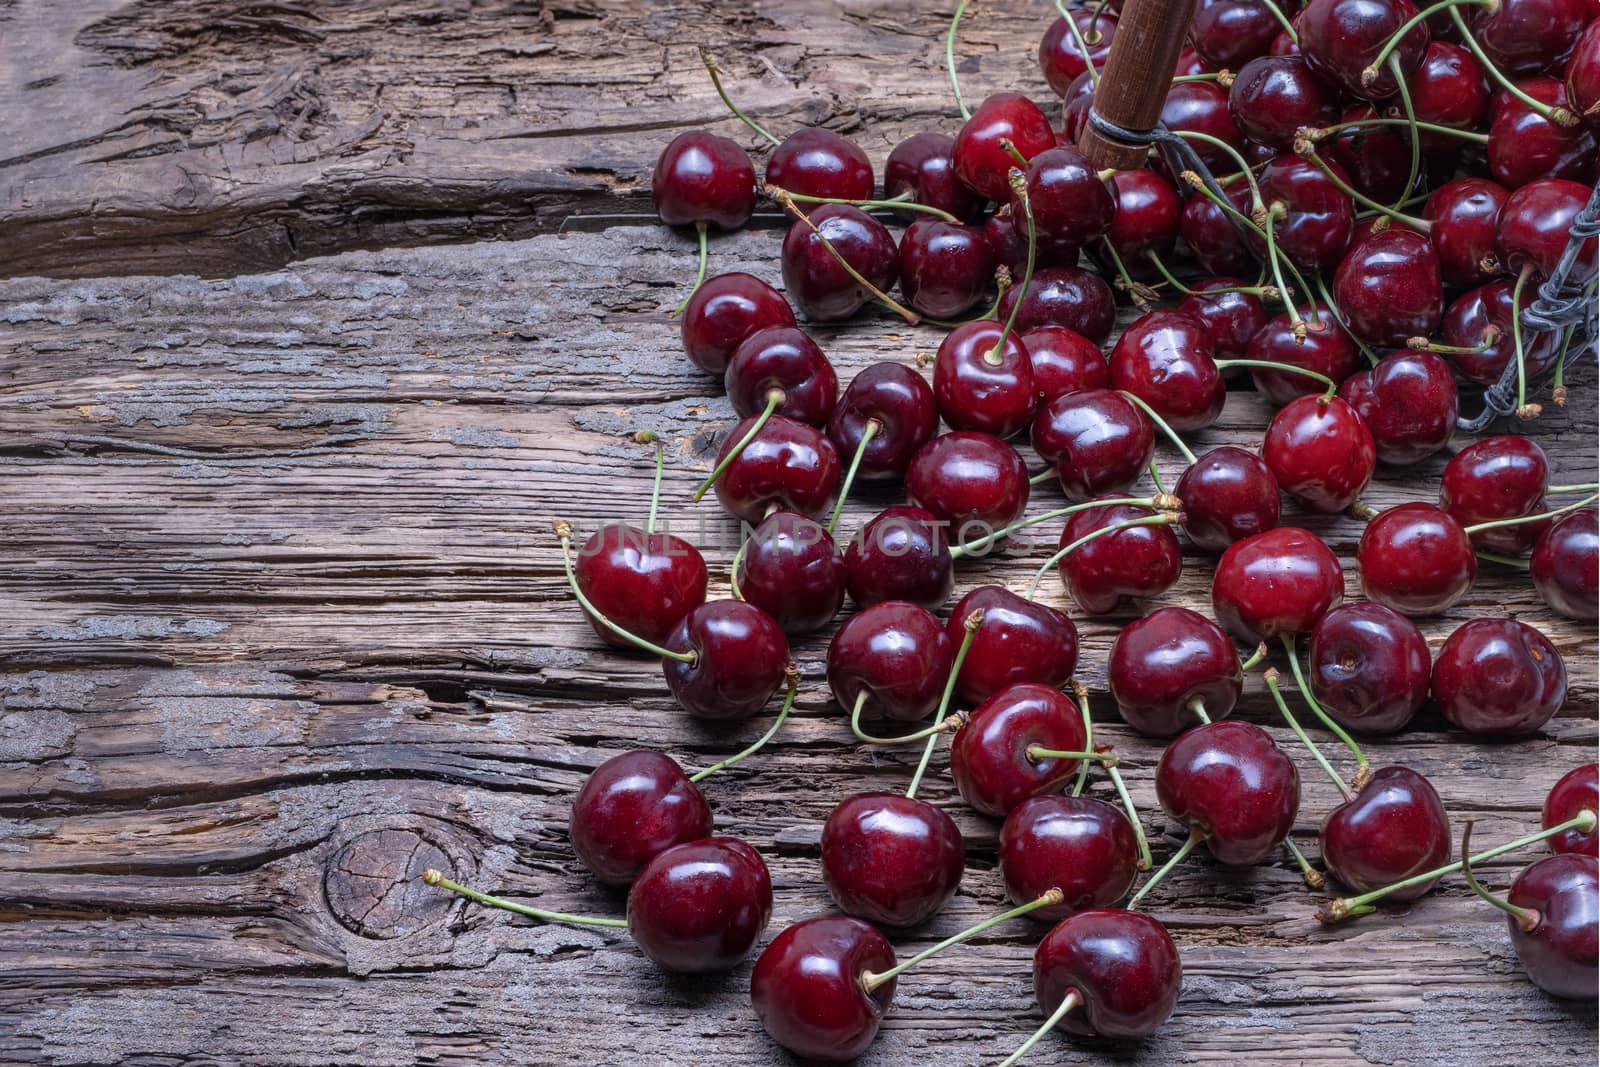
1076,0 -> 1200,169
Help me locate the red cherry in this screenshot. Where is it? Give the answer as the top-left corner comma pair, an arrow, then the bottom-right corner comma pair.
906,432 -> 1030,543
898,218 -> 997,319
1039,10 -> 1117,94
1057,500 -> 1183,614
1255,156 -> 1356,274
1474,0 -> 1590,77
766,127 -> 874,202
1245,306 -> 1366,400
946,585 -> 1078,704
1181,179 -> 1258,276
1262,394 -> 1376,513
1228,55 -> 1340,150
953,93 -> 1058,201
662,601 -> 789,721
1320,766 -> 1451,897
1422,177 -> 1509,288
1431,618 -> 1567,736
1567,21 -> 1600,130
1178,278 -> 1269,361
1498,177 -> 1600,284
996,266 -> 1117,343
932,322 -> 1038,438
570,751 -> 714,887
1533,509 -> 1599,620
1544,764 -> 1600,856
827,362 -> 939,483
1409,42 -> 1492,151
1161,81 -> 1246,172
1031,388 -> 1156,502
827,600 -> 954,722
1300,0 -> 1429,99
751,916 -> 897,1062
884,132 -> 985,223
1109,606 -> 1244,735
780,204 -> 900,321
1156,719 -> 1301,865
821,792 -> 965,927
1175,46 -> 1216,75
1439,435 -> 1550,553
1109,308 -> 1225,432
626,836 -> 772,974
680,272 -> 796,374
1331,228 -> 1444,347
1175,445 -> 1282,551
1105,169 -> 1183,276
737,512 -> 846,634
1000,796 -> 1139,920
1438,279 -> 1561,386
1308,601 -> 1431,734
1023,325 -> 1110,402
985,202 -> 1086,272
574,523 -> 708,649
1487,78 -> 1598,188
843,506 -> 955,610
652,131 -> 757,229
1357,502 -> 1477,615
950,683 -> 1090,817
1502,853 -> 1600,998
1029,909 -> 1182,1039
1019,146 -> 1116,248
1193,0 -> 1287,69
1213,526 -> 1345,643
726,326 -> 839,425
1338,351 -> 1459,466
710,413 -> 840,524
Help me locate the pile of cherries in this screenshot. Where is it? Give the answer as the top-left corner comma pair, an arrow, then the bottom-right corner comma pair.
424,0 -> 1600,1061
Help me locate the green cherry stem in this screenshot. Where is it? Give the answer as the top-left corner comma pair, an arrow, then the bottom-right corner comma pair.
1101,238 -> 1161,308
1071,681 -> 1094,798
1029,467 -> 1058,486
950,494 -> 1172,559
1282,633 -> 1369,779
860,889 -> 1067,992
1547,482 -> 1600,495
1240,642 -> 1269,672
672,221 -> 711,316
1284,838 -> 1326,889
640,432 -> 666,535
690,664 -> 800,783
829,420 -> 879,535
1144,248 -> 1282,301
1307,116 -> 1489,145
1476,549 -> 1533,569
906,732 -> 942,800
1027,746 -> 1116,763
557,521 -> 695,663
1511,265 -> 1538,420
1185,694 -> 1212,724
1463,492 -> 1600,536
771,184 -> 960,223
997,990 -> 1084,1067
1057,0 -> 1103,88
694,390 -> 783,501
987,169 -> 1036,365
1025,513 -> 1186,599
852,610 -> 983,746
1174,131 -> 1265,210
1106,760 -> 1154,870
1117,390 -> 1199,463
1311,273 -> 1380,367
771,189 -> 922,324
1408,332 -> 1497,356
1260,0 -> 1299,41
1362,0 -> 1491,85
1295,144 -> 1428,231
1386,56 -> 1421,212
1149,459 -> 1168,497
1214,359 -> 1339,397
1129,833 -> 1201,910
1449,6 -> 1578,125
729,537 -> 749,600
1262,205 -> 1302,327
700,51 -> 781,145
422,869 -> 629,928
948,0 -> 973,120
1264,667 -> 1355,801
1460,821 -> 1543,930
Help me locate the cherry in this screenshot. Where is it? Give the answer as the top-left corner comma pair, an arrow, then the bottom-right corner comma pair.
574,523 -> 708,649
652,131 -> 757,230
569,750 -> 714,887
1027,909 -> 1182,1041
1320,766 -> 1451,897
1060,78 -> 1099,146
726,326 -> 839,425
1031,388 -> 1156,502
1039,9 -> 1117,94
1176,445 -> 1283,551
781,204 -> 900,321
1001,797 -> 1139,920
821,792 -> 965,928
946,585 -> 1078,704
1439,435 -> 1550,553
1332,228 -> 1444,348
899,218 -> 997,318
1498,177 -> 1600,284
1338,351 -> 1458,466
996,266 -> 1117,344
1409,42 -> 1492,150
707,413 -> 839,524
1256,156 -> 1356,274
680,272 -> 796,374
1497,852 -> 1600,999
1020,146 -> 1115,248
1245,306 -> 1364,405
827,600 -> 954,722
827,362 -> 939,484
1023,325 -> 1110,401
1262,394 -> 1376,513
953,93 -> 1057,201
626,836 -> 773,974
1357,502 -> 1477,615
843,506 -> 955,610
950,682 -> 1090,817
1193,0 -> 1288,69
932,321 -> 1038,438
1308,602 -> 1431,734
1181,179 -> 1258,276
1487,78 -> 1598,189
1213,526 -> 1345,643
906,432 -> 1030,544
1533,509 -> 1599,620
1422,177 -> 1508,289
1568,21 -> 1600,130
1176,45 -> 1216,74
1161,80 -> 1246,173
736,512 -> 846,634
1110,606 -> 1245,736
1178,279 -> 1268,361
766,127 -> 874,202
1545,764 -> 1600,856
1321,107 -> 1414,203
1109,308 -> 1225,432
1438,279 -> 1561,386
1432,618 -> 1567,736
1300,0 -> 1429,99
1229,55 -> 1340,150
1474,0 -> 1590,77
1105,172 -> 1182,279
885,132 -> 985,223
750,916 -> 897,1062
663,600 -> 790,721
1057,500 -> 1184,613
1157,719 -> 1301,865
985,203 -> 1086,273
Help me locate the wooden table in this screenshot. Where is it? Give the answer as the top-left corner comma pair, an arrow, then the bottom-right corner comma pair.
2,2 -> 1596,1064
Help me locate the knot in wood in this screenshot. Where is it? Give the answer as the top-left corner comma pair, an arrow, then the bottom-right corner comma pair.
322,828 -> 455,940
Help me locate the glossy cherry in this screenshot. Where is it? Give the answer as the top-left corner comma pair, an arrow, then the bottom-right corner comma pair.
1498,178 -> 1600,284
827,600 -> 954,722
1299,0 -> 1428,99
766,127 -> 874,202
899,218 -> 997,318
570,750 -> 714,887
1161,80 -> 1246,173
751,916 -> 897,1062
1568,20 -> 1600,130
780,204 -> 900,321
953,93 -> 1058,201
1001,797 -> 1139,920
1113,177 -> 1180,265
1023,325 -> 1109,401
1039,9 -> 1117,93
1256,156 -> 1355,274
1533,509 -> 1599,620
946,585 -> 1078,704
1244,306 -> 1364,405
986,202 -> 1087,272
1439,436 -> 1550,553
932,321 -> 1038,438
1057,500 -> 1184,613
1337,351 -> 1458,466
1109,606 -> 1244,736
1545,764 -> 1600,856
1320,766 -> 1451,897
1031,388 -> 1156,502
1357,502 -> 1477,615
575,523 -> 708,648
1474,0 -> 1590,77
1181,179 -> 1258,276
1487,78 -> 1598,189
726,326 -> 839,425
1020,146 -> 1115,248
652,131 -> 757,229
737,512 -> 846,634
1432,618 -> 1568,736
1423,176 -> 1507,289
1030,909 -> 1182,1039
843,506 -> 955,610
1308,602 -> 1431,734
1441,278 -> 1562,386
1229,55 -> 1340,150
1262,394 -> 1376,513
680,272 -> 796,374
950,683 -> 1090,817
1322,106 -> 1414,203
1502,853 -> 1600,999
1157,719 -> 1301,865
1213,526 -> 1345,643
626,836 -> 773,973
821,792 -> 965,927
885,132 -> 985,222
996,266 -> 1117,344
1193,0 -> 1287,68
1178,279 -> 1268,361
663,600 -> 790,721
1176,445 -> 1282,551
1409,42 -> 1492,151
827,362 -> 939,483
1109,308 -> 1225,432
1332,228 -> 1443,347
905,432 -> 1030,542
710,414 -> 840,524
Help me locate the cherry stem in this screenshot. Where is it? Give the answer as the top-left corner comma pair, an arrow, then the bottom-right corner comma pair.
1025,512 -> 1185,599
693,391 -> 782,501
1149,459 -> 1168,496
1464,492 -> 1600,535
1129,833 -> 1200,909
1364,0 -> 1489,84
1214,358 -> 1338,398
1284,838 -> 1326,889
950,495 -> 1169,559
1101,239 -> 1160,309
1102,746 -> 1153,869
1171,72 -> 1224,83
1322,809 -> 1598,922
851,610 -> 982,747
1028,467 -> 1057,485
1476,549 -> 1533,569
1264,667 -> 1355,801
1262,206 -> 1301,327
729,537 -> 748,600
1028,745 -> 1117,765
998,989 -> 1084,1067
671,222 -> 711,317
947,0 -> 973,120
1259,0 -> 1298,41
1309,116 -> 1489,145
1296,145 -> 1428,232
829,419 -> 879,535
770,184 -> 960,224
699,51 -> 781,145
1547,483 -> 1600,495
1056,0 -> 1102,87
987,170 -> 1035,366
1116,390 -> 1199,464
422,869 -> 628,928
1408,333 -> 1497,356
1512,265 -> 1538,420
641,433 -> 666,535
1239,642 -> 1269,672
1312,273 -> 1381,367
1386,58 -> 1421,214
1282,634 -> 1369,776
1144,249 -> 1280,302
1175,131 -> 1265,210
690,665 -> 800,783
851,690 -> 961,746
1449,6 -> 1577,125
771,190 -> 922,324
860,888 -> 1066,992
1460,820 -> 1543,930
1186,694 -> 1212,724
557,523 -> 696,663
1070,680 -> 1094,798
906,732 -> 942,800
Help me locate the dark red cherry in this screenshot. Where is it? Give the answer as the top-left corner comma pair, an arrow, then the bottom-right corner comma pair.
1175,45 -> 1215,75
1498,178 -> 1600,285
1357,502 -> 1477,616
1263,394 -> 1376,513
1439,436 -> 1550,553
575,523 -> 708,649
653,131 -> 757,229
906,432 -> 1030,544
1181,179 -> 1258,276
1161,80 -> 1245,173
1176,445 -> 1282,551
1031,909 -> 1182,1039
680,272 -> 796,374
1488,78 -> 1598,188
843,506 -> 955,610
1422,177 -> 1508,289
627,836 -> 772,974
1000,796 -> 1139,921
751,916 -> 897,1063
726,326 -> 839,425
827,362 -> 939,483
1157,719 -> 1301,865
1109,606 -> 1244,736
663,600 -> 790,721
996,266 -> 1117,344
1332,228 -> 1443,347
946,585 -> 1078,704
1533,510 -> 1599,620
899,218 -> 997,319
1322,106 -> 1414,203
1244,305 -> 1365,405
781,204 -> 900,321
737,512 -> 846,634
1300,0 -> 1429,99
1321,767 -> 1451,897
1474,0 -> 1589,77
1109,308 -> 1225,432
1178,279 -> 1268,361
1438,279 -> 1561,386
1432,618 -> 1567,736
570,750 -> 713,887
821,792 -> 965,928
1105,169 -> 1183,277
1338,351 -> 1458,466
1058,500 -> 1184,614
1039,9 -> 1117,94
1308,601 -> 1431,734
1568,21 -> 1600,130
1410,43 -> 1492,151
1193,0 -> 1286,69
953,93 -> 1058,200
1228,55 -> 1340,150
1503,853 -> 1600,999
985,202 -> 1086,272
827,600 -> 954,722
1545,764 -> 1600,856
932,321 -> 1038,438
950,683 -> 1090,817
885,132 -> 985,223
1213,526 -> 1345,643
1031,388 -> 1156,502
766,127 -> 874,202
711,414 -> 840,524
1020,146 -> 1115,248
1256,156 -> 1355,274
1023,325 -> 1110,401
